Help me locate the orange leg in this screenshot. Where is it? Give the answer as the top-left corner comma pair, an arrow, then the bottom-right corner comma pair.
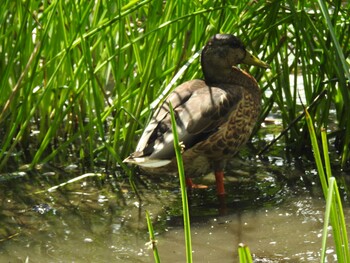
186,178 -> 194,188
214,170 -> 225,195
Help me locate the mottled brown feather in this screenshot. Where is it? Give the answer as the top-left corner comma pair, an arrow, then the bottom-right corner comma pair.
124,34 -> 268,179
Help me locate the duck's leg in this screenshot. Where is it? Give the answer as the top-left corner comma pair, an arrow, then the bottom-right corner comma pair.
215,169 -> 227,215
186,178 -> 194,189
214,170 -> 225,195
213,161 -> 226,195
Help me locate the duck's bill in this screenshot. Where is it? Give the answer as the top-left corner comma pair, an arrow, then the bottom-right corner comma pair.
242,50 -> 270,69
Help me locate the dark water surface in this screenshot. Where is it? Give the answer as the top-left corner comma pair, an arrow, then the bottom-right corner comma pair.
1,156 -> 349,262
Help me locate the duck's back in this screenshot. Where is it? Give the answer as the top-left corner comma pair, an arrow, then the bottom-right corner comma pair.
128,77 -> 261,175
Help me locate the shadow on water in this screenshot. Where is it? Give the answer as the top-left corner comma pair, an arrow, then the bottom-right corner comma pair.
0,167 -> 147,262
1,155 -> 349,262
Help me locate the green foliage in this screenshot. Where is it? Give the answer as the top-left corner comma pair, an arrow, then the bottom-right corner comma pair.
146,210 -> 161,263
169,102 -> 192,263
0,0 -> 349,171
238,243 -> 253,263
305,110 -> 350,263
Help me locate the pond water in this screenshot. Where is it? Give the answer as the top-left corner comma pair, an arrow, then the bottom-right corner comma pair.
1,154 -> 349,262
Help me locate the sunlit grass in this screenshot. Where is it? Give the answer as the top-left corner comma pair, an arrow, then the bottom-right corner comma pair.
305,110 -> 350,263
146,210 -> 160,263
238,243 -> 253,263
169,102 -> 192,263
1,0 -> 349,172
1,1 -> 349,262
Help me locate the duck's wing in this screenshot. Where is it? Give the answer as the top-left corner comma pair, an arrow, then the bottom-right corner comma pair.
127,79 -> 243,165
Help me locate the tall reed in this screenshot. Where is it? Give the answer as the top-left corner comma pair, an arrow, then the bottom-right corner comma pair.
169,102 -> 193,263
306,110 -> 350,263
0,1 -> 349,172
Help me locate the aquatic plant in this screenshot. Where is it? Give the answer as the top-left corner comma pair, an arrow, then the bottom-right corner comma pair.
306,109 -> 350,263
0,0 -> 349,172
1,1 -> 349,262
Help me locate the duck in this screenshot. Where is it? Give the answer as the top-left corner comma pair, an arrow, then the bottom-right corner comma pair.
124,34 -> 269,196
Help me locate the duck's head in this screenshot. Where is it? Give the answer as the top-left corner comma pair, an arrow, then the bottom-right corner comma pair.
201,34 -> 269,83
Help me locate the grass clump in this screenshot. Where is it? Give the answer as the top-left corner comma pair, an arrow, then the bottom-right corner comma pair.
306,110 -> 350,263
0,0 -> 349,172
0,9 -> 349,261
1,2 -> 348,262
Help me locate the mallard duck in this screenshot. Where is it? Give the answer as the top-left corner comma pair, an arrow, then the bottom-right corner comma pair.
124,34 -> 269,196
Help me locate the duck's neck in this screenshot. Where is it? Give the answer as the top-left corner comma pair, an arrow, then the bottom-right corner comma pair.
203,66 -> 258,90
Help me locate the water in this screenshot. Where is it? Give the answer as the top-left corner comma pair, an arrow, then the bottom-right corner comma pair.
0,156 -> 348,262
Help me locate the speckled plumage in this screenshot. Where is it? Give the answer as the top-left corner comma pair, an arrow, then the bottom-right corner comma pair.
124,34 -> 269,194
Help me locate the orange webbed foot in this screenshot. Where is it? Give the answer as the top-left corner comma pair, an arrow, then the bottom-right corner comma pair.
185,178 -> 208,189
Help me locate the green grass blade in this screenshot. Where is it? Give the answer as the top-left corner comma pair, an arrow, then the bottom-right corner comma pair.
146,210 -> 161,263
306,110 -> 350,263
305,110 -> 328,197
320,177 -> 334,263
332,181 -> 350,262
321,128 -> 332,179
317,0 -> 350,165
169,102 -> 192,263
317,0 -> 350,82
238,243 -> 253,263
